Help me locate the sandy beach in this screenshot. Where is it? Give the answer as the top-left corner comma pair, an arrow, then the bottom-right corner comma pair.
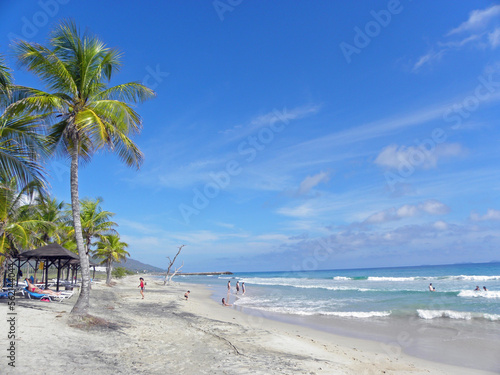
1,276 -> 497,375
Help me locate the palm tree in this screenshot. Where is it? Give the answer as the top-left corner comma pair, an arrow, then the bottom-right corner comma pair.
77,197 -> 117,253
8,21 -> 155,315
93,234 -> 129,285
0,175 -> 48,288
30,195 -> 68,246
0,54 -> 47,189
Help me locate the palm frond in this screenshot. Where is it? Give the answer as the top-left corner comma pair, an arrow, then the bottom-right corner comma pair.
93,82 -> 155,104
13,40 -> 77,96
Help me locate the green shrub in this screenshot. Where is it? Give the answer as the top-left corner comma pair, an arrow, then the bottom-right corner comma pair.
112,267 -> 133,278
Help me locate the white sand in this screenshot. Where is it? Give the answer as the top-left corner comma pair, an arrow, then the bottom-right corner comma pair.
1,276 -> 496,374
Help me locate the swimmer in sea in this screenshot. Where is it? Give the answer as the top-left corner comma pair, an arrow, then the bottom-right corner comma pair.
429,283 -> 435,292
483,286 -> 488,291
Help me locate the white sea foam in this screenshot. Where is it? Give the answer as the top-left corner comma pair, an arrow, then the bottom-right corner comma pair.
333,276 -> 352,281
239,304 -> 391,318
458,290 -> 500,299
367,276 -> 420,281
417,309 -> 473,320
238,277 -> 373,292
450,275 -> 500,281
417,310 -> 500,321
322,311 -> 391,318
484,314 -> 500,321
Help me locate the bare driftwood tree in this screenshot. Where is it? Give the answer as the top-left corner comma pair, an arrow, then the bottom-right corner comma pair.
166,261 -> 184,285
164,245 -> 185,285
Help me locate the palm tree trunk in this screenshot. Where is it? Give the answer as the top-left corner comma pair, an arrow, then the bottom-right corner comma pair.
106,259 -> 112,285
69,147 -> 90,315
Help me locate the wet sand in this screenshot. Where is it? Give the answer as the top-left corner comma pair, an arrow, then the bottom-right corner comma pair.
1,276 -> 497,374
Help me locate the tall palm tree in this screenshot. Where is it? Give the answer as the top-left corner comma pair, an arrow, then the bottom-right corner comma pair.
93,234 -> 129,285
8,21 -> 155,315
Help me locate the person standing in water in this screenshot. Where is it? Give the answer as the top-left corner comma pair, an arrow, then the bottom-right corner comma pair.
227,280 -> 231,292
236,281 -> 240,294
429,283 -> 435,292
242,282 -> 246,295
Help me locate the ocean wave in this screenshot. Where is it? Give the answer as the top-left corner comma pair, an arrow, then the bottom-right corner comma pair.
450,275 -> 500,281
358,275 -> 500,282
234,277 -> 373,291
417,309 -> 472,320
367,276 -> 424,281
417,309 -> 500,321
238,304 -> 391,318
458,290 -> 500,299
322,311 -> 391,318
333,276 -> 352,281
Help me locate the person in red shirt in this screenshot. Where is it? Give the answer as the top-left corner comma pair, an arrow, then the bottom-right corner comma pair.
138,277 -> 145,299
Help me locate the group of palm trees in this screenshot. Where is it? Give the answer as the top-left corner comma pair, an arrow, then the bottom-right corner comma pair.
0,20 -> 155,315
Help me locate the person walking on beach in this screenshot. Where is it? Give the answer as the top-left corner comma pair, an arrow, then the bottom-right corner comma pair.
242,282 -> 245,295
236,281 -> 240,294
139,277 -> 145,299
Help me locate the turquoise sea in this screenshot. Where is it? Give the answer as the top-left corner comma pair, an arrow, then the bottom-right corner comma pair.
177,262 -> 500,321
171,262 -> 500,371
174,262 -> 500,371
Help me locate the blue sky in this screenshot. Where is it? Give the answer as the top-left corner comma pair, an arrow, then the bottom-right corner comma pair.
1,1 -> 500,272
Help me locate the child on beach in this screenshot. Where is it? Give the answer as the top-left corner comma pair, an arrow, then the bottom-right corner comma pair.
184,291 -> 190,300
139,277 -> 145,299
222,297 -> 232,306
236,281 -> 240,294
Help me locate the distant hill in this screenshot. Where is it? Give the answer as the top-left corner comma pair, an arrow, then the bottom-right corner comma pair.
115,258 -> 166,273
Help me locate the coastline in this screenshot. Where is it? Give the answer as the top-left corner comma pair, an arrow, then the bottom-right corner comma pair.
1,275 -> 497,374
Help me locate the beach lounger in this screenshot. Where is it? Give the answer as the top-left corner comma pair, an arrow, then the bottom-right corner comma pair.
0,291 -> 10,299
22,288 -> 53,302
51,290 -> 74,302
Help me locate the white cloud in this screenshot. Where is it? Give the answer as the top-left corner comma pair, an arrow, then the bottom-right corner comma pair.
213,221 -> 235,229
470,209 -> 500,221
297,170 -> 331,195
365,200 -> 450,224
447,5 -> 500,35
413,50 -> 446,71
433,221 -> 448,230
421,200 -> 450,215
488,27 -> 500,48
374,143 -> 465,170
414,5 -> 500,70
277,202 -> 316,218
